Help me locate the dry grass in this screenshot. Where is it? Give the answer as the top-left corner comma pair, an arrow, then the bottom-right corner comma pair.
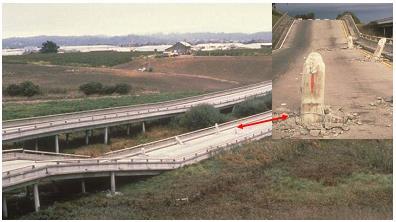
15,139 -> 392,220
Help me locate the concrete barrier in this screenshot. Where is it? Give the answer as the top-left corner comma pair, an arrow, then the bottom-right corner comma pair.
373,38 -> 387,60
301,52 -> 326,125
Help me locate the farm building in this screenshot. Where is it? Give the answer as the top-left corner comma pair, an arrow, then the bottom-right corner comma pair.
164,41 -> 192,55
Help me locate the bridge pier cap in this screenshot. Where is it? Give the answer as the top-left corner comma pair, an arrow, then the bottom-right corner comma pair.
301,52 -> 325,125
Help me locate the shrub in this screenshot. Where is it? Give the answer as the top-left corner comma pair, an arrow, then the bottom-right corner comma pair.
101,85 -> 116,95
79,82 -> 103,95
20,81 -> 41,97
114,83 -> 131,94
4,81 -> 40,97
177,104 -> 226,130
232,93 -> 272,118
4,83 -> 22,96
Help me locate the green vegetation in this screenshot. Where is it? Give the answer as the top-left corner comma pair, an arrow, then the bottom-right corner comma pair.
3,51 -> 154,67
2,92 -> 201,120
39,41 -> 59,53
3,81 -> 41,97
78,82 -> 131,96
232,93 -> 272,118
272,9 -> 283,26
193,48 -> 271,56
294,12 -> 315,20
19,139 -> 392,219
336,11 -> 361,24
175,104 -> 228,130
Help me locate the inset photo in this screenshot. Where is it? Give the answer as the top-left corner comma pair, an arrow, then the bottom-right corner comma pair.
272,3 -> 393,139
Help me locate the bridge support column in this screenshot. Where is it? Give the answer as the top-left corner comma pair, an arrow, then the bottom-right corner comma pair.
35,139 -> 39,151
65,133 -> 70,144
81,180 -> 86,194
55,135 -> 59,153
142,122 -> 146,134
2,194 -> 7,218
347,36 -> 353,49
110,172 -> 116,195
301,52 -> 325,125
33,184 -> 40,212
104,127 -> 109,144
126,125 -> 131,136
85,130 -> 89,145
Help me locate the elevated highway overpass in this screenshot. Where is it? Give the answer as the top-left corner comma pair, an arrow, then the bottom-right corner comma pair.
2,82 -> 271,152
2,111 -> 272,216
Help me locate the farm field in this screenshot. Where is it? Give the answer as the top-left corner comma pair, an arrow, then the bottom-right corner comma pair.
12,139 -> 392,220
3,52 -> 271,103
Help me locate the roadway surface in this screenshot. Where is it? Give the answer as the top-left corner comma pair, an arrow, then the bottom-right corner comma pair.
273,19 -> 392,139
3,82 -> 271,143
3,112 -> 272,190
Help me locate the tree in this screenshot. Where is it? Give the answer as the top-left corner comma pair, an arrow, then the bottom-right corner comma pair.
39,41 -> 59,53
177,104 -> 227,130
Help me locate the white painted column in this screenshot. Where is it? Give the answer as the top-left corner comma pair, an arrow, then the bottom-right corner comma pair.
142,122 -> 146,133
2,195 -> 7,218
373,38 -> 387,60
301,52 -> 325,125
55,135 -> 59,153
110,172 -> 116,194
104,127 -> 109,145
33,184 -> 40,212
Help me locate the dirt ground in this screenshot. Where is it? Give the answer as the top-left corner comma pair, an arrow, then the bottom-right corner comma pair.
272,20 -> 392,139
3,55 -> 271,102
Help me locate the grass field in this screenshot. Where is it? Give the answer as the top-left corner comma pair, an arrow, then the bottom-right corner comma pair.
3,54 -> 270,101
2,51 -> 154,67
14,139 -> 392,219
3,92 -> 200,120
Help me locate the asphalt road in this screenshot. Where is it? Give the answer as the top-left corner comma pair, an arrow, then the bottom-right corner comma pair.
273,19 -> 392,139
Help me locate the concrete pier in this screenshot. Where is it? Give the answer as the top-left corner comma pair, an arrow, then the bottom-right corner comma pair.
104,127 -> 109,145
55,135 -> 59,153
301,52 -> 325,125
373,38 -> 387,60
35,139 -> 38,151
126,125 -> 131,136
110,172 -> 116,194
65,133 -> 70,144
2,195 -> 7,218
85,130 -> 89,145
81,181 -> 86,194
142,122 -> 146,133
33,184 -> 40,212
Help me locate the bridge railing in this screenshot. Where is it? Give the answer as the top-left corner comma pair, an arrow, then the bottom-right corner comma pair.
272,12 -> 294,50
3,129 -> 272,189
3,149 -> 90,161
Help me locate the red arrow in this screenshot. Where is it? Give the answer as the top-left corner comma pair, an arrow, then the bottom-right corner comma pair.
237,113 -> 288,129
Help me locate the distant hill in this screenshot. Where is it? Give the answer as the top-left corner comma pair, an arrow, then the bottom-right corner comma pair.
3,32 -> 271,49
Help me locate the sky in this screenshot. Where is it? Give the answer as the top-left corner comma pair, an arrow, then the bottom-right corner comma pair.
276,3 -> 393,23
2,3 -> 272,38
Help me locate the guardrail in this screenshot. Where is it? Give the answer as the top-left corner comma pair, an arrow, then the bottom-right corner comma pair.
3,128 -> 271,190
273,12 -> 294,50
3,149 -> 90,161
340,14 -> 393,60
